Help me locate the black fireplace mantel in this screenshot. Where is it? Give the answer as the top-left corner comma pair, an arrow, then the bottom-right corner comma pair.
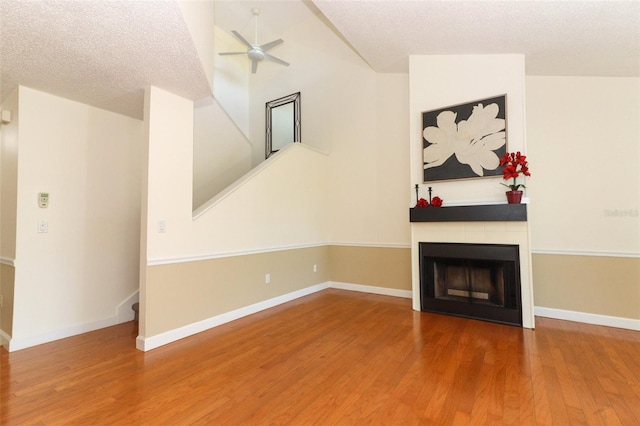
410,204 -> 527,222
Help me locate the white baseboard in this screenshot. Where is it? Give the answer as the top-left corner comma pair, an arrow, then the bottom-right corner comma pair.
6,281 -> 410,353
0,329 -> 10,350
8,286 -> 635,353
137,282 -> 330,352
137,281 -> 413,352
0,257 -> 15,267
534,306 -> 640,331
8,284 -> 637,354
328,281 -> 412,299
117,290 -> 139,323
7,315 -> 120,352
6,292 -> 141,352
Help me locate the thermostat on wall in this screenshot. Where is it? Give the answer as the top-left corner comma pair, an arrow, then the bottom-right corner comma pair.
38,192 -> 49,208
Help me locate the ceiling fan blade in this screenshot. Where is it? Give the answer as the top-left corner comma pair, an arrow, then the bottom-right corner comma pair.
231,30 -> 253,49
251,59 -> 259,74
264,53 -> 290,67
219,52 -> 248,56
259,39 -> 284,52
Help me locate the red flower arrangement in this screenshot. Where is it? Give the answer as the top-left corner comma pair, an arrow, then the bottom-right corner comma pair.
414,185 -> 444,208
416,197 -> 429,208
415,196 -> 443,208
499,151 -> 531,191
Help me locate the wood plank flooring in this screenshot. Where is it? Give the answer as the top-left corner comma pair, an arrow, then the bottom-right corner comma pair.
2,289 -> 640,425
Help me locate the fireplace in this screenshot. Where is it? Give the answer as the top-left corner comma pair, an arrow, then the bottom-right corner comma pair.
410,204 -> 534,328
420,242 -> 522,326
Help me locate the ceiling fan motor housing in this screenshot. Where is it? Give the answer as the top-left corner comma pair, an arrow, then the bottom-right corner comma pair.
248,48 -> 265,62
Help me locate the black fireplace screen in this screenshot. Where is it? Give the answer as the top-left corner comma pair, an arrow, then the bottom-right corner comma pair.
420,242 -> 522,326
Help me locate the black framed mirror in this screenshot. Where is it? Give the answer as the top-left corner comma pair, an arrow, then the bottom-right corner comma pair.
266,92 -> 301,158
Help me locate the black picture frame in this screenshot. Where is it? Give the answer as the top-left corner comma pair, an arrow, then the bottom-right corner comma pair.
422,95 -> 507,182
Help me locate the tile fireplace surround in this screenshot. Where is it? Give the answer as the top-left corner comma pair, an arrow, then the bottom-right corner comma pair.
410,204 -> 535,329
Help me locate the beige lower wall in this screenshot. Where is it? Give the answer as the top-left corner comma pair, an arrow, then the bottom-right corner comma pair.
144,245 -> 412,338
143,247 -> 638,344
532,253 -> 640,320
329,245 -> 411,291
144,246 -> 330,337
0,263 -> 15,336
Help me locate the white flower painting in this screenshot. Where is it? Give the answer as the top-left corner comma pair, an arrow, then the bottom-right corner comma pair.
422,95 -> 507,182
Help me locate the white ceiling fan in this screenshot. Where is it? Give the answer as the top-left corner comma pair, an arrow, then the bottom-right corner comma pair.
219,8 -> 290,74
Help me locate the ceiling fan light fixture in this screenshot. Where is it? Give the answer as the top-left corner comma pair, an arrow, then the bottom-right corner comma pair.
219,9 -> 289,74
248,48 -> 265,62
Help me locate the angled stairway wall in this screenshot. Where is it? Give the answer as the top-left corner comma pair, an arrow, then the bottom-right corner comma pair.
139,86 -> 330,350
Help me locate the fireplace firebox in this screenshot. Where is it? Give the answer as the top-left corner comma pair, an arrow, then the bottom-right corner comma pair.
420,242 -> 522,326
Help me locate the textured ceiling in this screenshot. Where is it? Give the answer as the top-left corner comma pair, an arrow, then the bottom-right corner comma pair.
214,0 -> 318,43
314,0 -> 640,76
1,0 -> 638,121
0,0 -> 211,119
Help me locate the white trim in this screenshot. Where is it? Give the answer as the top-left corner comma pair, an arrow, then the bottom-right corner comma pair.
535,306 -> 640,331
4,292 -> 143,352
137,282 -> 330,352
136,281 -> 414,352
147,242 -> 413,266
0,257 -> 15,267
532,249 -> 640,258
117,290 -> 139,323
0,329 -> 10,350
147,243 -> 328,266
327,242 -> 411,249
328,281 -> 412,299
7,315 -> 119,352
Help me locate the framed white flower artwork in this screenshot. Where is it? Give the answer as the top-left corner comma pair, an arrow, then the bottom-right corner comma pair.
422,95 -> 507,182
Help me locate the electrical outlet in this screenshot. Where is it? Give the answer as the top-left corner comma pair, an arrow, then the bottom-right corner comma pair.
313,264 -> 318,272
265,273 -> 271,284
38,219 -> 48,233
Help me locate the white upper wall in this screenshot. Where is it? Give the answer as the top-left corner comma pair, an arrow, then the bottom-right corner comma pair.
144,86 -> 330,264
177,0 -> 216,89
11,87 -> 142,344
409,54 -> 527,205
213,25 -> 250,138
245,7 -> 411,246
327,73 -> 411,245
526,76 -> 640,255
165,1 -> 410,255
1,88 -> 19,261
192,97 -> 252,210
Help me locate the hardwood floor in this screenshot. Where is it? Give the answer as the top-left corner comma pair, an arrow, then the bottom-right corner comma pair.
2,289 -> 639,425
